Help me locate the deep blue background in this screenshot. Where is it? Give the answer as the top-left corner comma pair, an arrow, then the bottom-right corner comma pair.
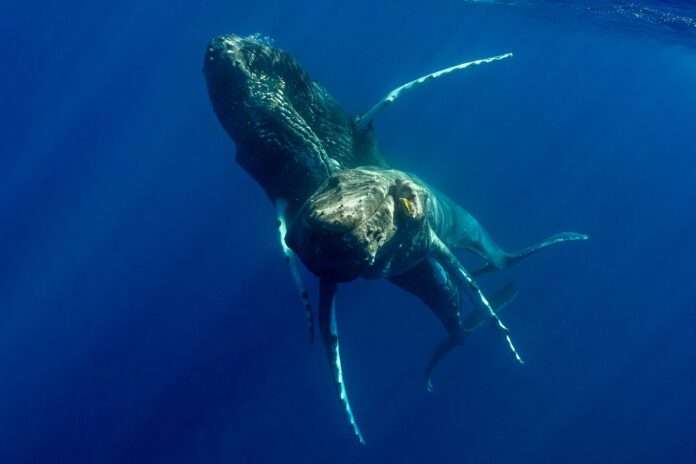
2,1 -> 696,463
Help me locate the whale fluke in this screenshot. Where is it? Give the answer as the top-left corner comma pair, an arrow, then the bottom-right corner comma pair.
472,232 -> 590,277
318,280 -> 366,445
276,199 -> 314,343
425,283 -> 518,392
356,52 -> 513,130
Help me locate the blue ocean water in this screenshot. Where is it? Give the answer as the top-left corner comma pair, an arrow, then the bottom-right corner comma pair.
2,1 -> 696,462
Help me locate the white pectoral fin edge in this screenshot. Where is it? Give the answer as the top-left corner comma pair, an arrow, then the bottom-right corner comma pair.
276,199 -> 314,343
430,229 -> 524,365
356,52 -> 514,130
319,280 -> 366,445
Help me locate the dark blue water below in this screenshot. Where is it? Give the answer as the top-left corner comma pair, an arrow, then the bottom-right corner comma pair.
2,1 -> 696,463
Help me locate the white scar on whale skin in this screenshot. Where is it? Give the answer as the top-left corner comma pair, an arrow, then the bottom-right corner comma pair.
276,199 -> 314,342
356,52 -> 513,130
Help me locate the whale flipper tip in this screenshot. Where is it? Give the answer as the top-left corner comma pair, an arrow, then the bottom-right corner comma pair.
319,280 -> 366,446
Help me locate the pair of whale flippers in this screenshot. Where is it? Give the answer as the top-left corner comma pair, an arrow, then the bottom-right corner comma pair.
203,34 -> 587,444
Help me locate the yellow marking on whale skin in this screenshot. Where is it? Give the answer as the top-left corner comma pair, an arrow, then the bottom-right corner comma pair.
399,197 -> 417,217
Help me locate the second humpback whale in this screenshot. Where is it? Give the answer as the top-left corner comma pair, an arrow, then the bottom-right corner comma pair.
287,166 -> 587,388
203,33 -> 587,444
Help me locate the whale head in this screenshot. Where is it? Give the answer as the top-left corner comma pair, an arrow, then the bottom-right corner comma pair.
203,33 -> 360,209
204,34 -> 310,141
287,168 -> 431,282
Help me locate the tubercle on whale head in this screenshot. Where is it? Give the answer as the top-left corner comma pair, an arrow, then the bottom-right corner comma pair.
285,172 -> 388,282
202,33 -> 311,143
202,34 -> 248,130
203,33 -> 390,214
203,33 -> 332,208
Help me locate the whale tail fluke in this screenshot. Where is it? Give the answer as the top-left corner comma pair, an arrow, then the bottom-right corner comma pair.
473,232 -> 589,277
425,282 -> 518,392
318,280 -> 366,445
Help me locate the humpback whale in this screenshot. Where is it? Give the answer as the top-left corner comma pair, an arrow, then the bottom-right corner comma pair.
287,167 -> 587,389
203,33 -> 587,444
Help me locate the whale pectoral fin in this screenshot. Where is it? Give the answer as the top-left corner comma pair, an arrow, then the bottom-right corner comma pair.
425,282 -> 518,391
425,336 -> 460,393
470,262 -> 495,277
430,229 -> 525,365
355,52 -> 514,130
276,199 -> 314,343
388,257 -> 462,336
472,232 -> 589,277
505,232 -> 589,268
461,282 -> 518,332
318,280 -> 365,445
